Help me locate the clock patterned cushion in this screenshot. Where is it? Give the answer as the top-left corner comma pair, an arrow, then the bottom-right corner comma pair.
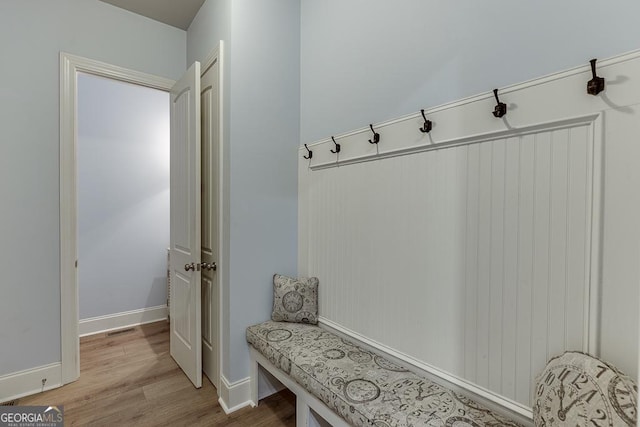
247,321 -> 523,427
271,274 -> 319,324
533,351 -> 638,427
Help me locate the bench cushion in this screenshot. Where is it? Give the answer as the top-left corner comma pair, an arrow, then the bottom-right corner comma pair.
247,320 -> 522,427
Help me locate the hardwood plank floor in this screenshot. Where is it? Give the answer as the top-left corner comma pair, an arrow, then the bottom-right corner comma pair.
19,321 -> 295,426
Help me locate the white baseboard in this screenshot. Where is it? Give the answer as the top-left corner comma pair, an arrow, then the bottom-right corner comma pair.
79,305 -> 168,337
218,375 -> 252,414
0,363 -> 62,403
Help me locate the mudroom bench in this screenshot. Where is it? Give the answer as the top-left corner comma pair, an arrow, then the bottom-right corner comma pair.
247,321 -> 523,427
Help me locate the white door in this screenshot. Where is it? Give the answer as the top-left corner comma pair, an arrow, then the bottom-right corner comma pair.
170,61 -> 202,388
201,59 -> 220,387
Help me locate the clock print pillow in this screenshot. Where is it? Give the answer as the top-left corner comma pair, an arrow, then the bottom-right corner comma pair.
271,274 -> 319,325
533,351 -> 637,427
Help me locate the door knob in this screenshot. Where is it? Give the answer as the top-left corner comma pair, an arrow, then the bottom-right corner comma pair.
184,262 -> 197,271
200,262 -> 217,271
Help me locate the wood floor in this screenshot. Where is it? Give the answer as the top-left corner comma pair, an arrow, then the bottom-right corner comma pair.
19,321 -> 296,426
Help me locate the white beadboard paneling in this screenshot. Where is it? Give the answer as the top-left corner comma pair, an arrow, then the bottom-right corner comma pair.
302,117 -> 597,411
464,143 -> 480,384
299,51 -> 640,416
488,138 -> 506,393
548,128 -> 570,360
566,125 -> 589,351
531,131 -> 551,377
515,134 -> 535,405
514,135 -> 536,402
476,141 -> 493,389
501,137 -> 520,398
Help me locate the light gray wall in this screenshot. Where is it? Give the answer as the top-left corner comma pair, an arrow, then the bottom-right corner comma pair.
77,73 -> 169,320
0,0 -> 185,376
187,0 -> 300,383
187,0 -> 231,68
227,0 -> 300,382
300,0 -> 640,142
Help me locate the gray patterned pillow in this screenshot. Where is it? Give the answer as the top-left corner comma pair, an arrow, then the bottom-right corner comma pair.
271,274 -> 318,324
533,351 -> 637,427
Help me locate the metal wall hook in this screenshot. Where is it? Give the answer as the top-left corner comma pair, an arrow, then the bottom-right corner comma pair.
419,109 -> 433,133
330,136 -> 341,154
587,58 -> 605,96
303,144 -> 313,159
368,124 -> 380,144
492,89 -> 507,118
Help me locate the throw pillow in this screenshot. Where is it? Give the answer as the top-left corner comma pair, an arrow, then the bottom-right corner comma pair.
271,274 -> 319,324
532,351 -> 637,427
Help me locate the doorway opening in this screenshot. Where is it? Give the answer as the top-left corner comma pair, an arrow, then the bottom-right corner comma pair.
77,73 -> 170,336
59,52 -> 223,394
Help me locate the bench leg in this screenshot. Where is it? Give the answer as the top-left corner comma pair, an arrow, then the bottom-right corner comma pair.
249,349 -> 259,407
296,395 -> 310,427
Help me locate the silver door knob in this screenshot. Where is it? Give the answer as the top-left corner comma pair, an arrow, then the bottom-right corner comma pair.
200,262 -> 217,271
184,263 -> 196,271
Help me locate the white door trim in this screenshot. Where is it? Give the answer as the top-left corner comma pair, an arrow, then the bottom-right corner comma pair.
59,52 -> 175,384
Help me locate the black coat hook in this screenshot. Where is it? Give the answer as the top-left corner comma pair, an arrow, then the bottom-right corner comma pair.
303,144 -> 313,159
492,89 -> 507,118
587,58 -> 605,96
419,109 -> 432,133
330,136 -> 341,154
368,124 -> 380,144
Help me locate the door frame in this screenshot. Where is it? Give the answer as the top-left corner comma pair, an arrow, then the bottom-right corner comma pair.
59,47 -> 225,389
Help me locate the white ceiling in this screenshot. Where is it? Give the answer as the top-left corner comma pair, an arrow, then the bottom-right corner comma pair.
99,0 -> 206,31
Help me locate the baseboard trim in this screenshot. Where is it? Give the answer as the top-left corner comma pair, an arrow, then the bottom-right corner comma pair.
218,375 -> 252,414
79,305 -> 168,337
0,363 -> 62,403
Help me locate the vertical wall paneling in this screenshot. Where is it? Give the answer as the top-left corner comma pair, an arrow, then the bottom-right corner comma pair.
565,126 -> 588,352
488,139 -> 506,393
531,131 -> 551,378
297,53 -> 640,416
464,144 -> 480,384
586,118 -> 601,356
300,118 -> 600,413
515,134 -> 535,405
476,142 -> 493,389
501,137 -> 520,399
